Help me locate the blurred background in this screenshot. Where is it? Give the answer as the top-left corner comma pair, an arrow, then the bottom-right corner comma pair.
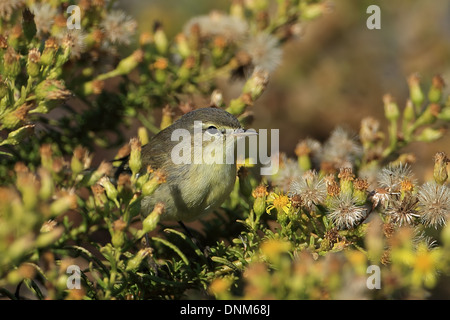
116,0 -> 450,180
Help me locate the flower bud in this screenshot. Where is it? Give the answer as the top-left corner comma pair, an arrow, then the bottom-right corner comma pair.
126,248 -> 152,271
39,144 -> 53,170
160,105 -> 173,130
129,138 -> 142,176
428,75 -> 445,103
16,168 -> 38,210
402,99 -> 415,124
8,235 -> 34,263
252,196 -> 266,219
40,220 -> 57,233
402,100 -> 415,141
433,152 -> 449,185
113,215 -> 128,237
243,68 -> 269,101
325,175 -> 340,203
82,79 -> 104,95
117,173 -> 133,204
353,178 -> 369,205
0,124 -> 34,146
175,33 -> 190,58
187,23 -> 200,51
50,194 -> 77,216
226,96 -> 247,115
176,55 -> 195,81
36,79 -> 72,101
295,141 -> 312,171
415,127 -> 444,142
3,47 -> 21,78
0,103 -> 30,130
99,176 -> 119,206
142,203 -> 164,234
38,167 -> 53,200
40,38 -> 58,66
138,127 -> 149,145
0,76 -> 8,99
99,49 -> 144,80
383,94 -> 400,121
58,33 -> 75,66
414,103 -> 440,128
230,0 -> 245,19
51,15 -> 68,36
338,167 -> 354,197
87,161 -> 112,186
246,0 -> 268,11
252,185 -> 268,218
438,107 -> 450,121
111,230 -> 126,248
210,90 -> 224,108
142,169 -> 166,196
408,73 -> 424,112
300,3 -> 328,20
91,184 -> 107,207
30,100 -> 57,114
71,146 -> 88,176
152,57 -> 168,83
139,31 -> 153,47
212,35 -> 227,60
154,23 -> 168,55
36,227 -> 64,248
27,48 -> 41,78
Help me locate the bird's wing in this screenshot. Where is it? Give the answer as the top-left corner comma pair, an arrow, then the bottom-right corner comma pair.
141,134 -> 170,171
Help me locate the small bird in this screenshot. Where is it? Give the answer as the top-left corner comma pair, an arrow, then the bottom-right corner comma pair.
139,107 -> 256,223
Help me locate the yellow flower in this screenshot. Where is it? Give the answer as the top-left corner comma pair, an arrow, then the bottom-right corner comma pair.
266,192 -> 291,214
411,243 -> 441,288
260,239 -> 291,263
209,277 -> 233,298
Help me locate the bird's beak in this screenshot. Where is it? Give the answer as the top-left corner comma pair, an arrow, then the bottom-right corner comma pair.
231,128 -> 258,138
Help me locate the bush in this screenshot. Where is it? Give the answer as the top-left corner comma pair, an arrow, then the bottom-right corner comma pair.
1,0 -> 450,300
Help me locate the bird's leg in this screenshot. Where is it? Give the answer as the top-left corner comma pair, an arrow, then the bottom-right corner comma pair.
141,233 -> 159,276
177,221 -> 211,260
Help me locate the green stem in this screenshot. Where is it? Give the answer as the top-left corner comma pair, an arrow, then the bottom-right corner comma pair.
104,250 -> 121,300
304,209 -> 321,236
195,59 -> 239,83
388,119 -> 398,152
138,112 -> 160,134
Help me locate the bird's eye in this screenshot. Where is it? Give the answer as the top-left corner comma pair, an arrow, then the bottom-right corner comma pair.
206,126 -> 220,135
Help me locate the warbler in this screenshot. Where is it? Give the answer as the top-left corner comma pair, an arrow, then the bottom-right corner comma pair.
140,107 -> 256,222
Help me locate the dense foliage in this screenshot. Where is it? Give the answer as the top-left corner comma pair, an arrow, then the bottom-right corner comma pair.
1,0 -> 450,300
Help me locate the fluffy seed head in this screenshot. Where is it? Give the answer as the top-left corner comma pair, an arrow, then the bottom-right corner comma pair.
242,32 -> 282,73
289,170 -> 326,211
101,10 -> 137,45
328,194 -> 367,229
377,163 -> 416,193
418,182 -> 450,228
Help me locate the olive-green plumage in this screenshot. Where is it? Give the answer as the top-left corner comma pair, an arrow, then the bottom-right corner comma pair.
140,107 -> 248,222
